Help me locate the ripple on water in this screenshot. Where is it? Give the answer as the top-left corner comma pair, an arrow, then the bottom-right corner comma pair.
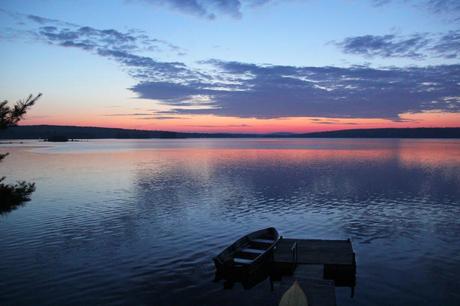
1,139 -> 460,305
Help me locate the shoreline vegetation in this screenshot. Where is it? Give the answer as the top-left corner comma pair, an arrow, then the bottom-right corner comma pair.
1,94 -> 41,214
0,125 -> 459,140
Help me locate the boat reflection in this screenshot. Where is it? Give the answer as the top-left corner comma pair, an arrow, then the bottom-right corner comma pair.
214,261 -> 273,290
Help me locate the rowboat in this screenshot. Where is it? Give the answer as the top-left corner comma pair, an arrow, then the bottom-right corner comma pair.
213,227 -> 280,274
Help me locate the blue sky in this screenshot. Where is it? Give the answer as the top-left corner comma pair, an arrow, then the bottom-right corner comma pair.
0,0 -> 459,132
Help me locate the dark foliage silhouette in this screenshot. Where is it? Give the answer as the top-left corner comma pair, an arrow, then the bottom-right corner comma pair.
0,93 -> 41,214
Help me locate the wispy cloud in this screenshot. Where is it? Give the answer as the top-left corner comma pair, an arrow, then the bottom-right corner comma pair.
6,10 -> 192,82
334,32 -> 460,59
430,31 -> 460,58
102,112 -> 193,120
373,0 -> 460,16
131,0 -> 460,20
4,10 -> 186,57
148,116 -> 190,120
102,113 -> 154,116
34,21 -> 184,54
185,124 -> 251,127
335,34 -> 429,59
133,0 -> 272,19
426,0 -> 460,14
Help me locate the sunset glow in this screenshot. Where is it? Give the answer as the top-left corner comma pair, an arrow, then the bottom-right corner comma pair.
21,112 -> 460,134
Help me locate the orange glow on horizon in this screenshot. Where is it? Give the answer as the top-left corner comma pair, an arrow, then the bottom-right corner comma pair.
22,110 -> 460,133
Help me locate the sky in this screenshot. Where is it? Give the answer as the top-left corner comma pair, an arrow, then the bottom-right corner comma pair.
0,0 -> 459,133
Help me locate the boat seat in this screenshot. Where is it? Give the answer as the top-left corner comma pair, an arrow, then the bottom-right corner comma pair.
233,257 -> 254,265
240,248 -> 265,255
251,238 -> 274,244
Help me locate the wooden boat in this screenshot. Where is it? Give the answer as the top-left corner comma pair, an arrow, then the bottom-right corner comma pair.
213,227 -> 280,274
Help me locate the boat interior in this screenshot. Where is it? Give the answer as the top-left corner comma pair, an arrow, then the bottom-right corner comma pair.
232,234 -> 277,267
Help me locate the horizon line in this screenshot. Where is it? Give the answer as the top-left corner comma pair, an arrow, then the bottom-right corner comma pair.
15,124 -> 460,135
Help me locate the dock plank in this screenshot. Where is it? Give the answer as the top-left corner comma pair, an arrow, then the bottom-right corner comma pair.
274,238 -> 355,265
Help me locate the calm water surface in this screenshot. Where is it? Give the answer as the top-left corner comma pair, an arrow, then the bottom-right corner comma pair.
1,139 -> 460,305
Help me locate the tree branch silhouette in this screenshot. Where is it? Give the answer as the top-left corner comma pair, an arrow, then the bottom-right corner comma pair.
1,93 -> 41,214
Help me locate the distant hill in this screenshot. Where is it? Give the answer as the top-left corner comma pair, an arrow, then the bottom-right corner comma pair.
0,125 -> 255,139
0,125 -> 459,139
298,127 -> 460,138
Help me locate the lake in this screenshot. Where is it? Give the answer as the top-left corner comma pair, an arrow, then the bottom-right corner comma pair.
1,139 -> 459,305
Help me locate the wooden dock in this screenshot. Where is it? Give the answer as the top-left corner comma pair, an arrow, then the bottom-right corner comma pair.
274,238 -> 355,266
271,238 -> 356,305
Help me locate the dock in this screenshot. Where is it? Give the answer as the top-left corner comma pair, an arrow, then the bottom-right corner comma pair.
273,239 -> 355,265
274,238 -> 355,266
271,238 -> 356,305
273,238 -> 356,279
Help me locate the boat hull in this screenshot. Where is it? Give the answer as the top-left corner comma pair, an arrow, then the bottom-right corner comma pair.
213,227 -> 280,276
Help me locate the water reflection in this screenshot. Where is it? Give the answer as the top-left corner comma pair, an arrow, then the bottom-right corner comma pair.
213,257 -> 356,298
0,139 -> 459,305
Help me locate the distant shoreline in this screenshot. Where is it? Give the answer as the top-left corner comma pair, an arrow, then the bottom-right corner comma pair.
1,125 -> 460,139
